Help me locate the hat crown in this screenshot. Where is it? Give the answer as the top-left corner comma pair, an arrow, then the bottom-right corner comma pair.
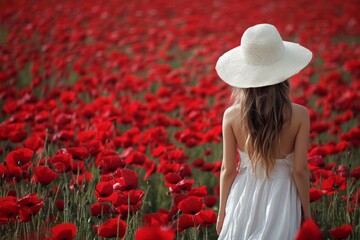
241,24 -> 285,65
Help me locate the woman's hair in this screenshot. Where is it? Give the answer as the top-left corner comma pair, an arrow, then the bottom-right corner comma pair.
229,80 -> 292,177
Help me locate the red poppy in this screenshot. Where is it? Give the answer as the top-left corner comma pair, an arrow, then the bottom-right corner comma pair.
33,166 -> 59,185
321,175 -> 347,195
165,172 -> 182,186
51,150 -> 72,173
329,224 -> 353,239
295,219 -> 323,240
174,178 -> 195,192
350,166 -> 360,180
192,158 -> 205,167
0,196 -> 18,224
178,196 -> 204,214
201,162 -> 215,172
178,164 -> 192,178
204,195 -> 218,208
55,199 -> 64,211
97,216 -> 127,238
157,162 -> 181,175
0,164 -> 5,178
66,146 -> 89,160
173,214 -> 200,232
125,151 -> 147,165
24,135 -> 44,153
135,225 -> 175,240
335,141 -> 350,153
195,209 -> 217,226
50,223 -> 77,240
307,155 -> 325,170
113,189 -> 145,207
143,159 -> 156,181
349,188 -> 360,207
60,91 -> 76,104
98,155 -> 125,174
309,188 -> 323,202
143,212 -> 169,226
5,148 -> 34,171
90,202 -> 113,217
188,185 -> 208,197
71,161 -> 85,174
112,168 -> 138,191
95,181 -> 116,202
17,193 -> 44,222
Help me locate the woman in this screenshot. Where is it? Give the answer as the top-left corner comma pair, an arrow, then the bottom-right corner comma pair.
215,23 -> 312,239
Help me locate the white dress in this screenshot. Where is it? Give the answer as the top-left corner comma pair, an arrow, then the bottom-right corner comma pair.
218,149 -> 301,240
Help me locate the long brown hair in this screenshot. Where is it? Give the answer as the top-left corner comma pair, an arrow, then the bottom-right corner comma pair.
229,80 -> 292,177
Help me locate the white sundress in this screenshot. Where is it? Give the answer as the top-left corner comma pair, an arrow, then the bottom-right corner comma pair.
218,149 -> 302,240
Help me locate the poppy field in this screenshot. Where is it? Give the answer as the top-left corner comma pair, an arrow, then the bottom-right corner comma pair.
0,0 -> 360,239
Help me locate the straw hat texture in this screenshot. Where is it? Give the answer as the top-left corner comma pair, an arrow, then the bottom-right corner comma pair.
215,23 -> 312,88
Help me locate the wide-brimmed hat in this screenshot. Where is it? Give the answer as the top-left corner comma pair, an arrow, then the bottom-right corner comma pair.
215,23 -> 312,88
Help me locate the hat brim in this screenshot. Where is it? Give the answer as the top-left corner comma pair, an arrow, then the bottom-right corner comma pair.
215,41 -> 313,88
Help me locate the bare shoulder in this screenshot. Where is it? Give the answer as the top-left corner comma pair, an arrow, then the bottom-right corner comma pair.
223,104 -> 240,123
291,103 -> 310,123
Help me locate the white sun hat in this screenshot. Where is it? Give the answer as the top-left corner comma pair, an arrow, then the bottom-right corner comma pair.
215,23 -> 313,88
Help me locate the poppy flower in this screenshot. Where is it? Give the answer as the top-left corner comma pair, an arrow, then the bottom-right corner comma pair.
0,164 -> 5,178
350,166 -> 360,180
309,188 -> 323,202
95,150 -> 125,168
98,155 -> 125,174
174,178 -> 195,192
143,159 -> 156,181
125,151 -> 147,165
321,175 -> 347,194
50,223 -> 77,240
349,188 -> 360,207
295,219 -> 323,240
34,166 -> 59,185
0,196 -> 18,224
90,202 -> 113,217
192,158 -> 205,167
178,164 -> 192,178
66,146 -> 89,160
188,185 -> 207,197
51,151 -> 72,173
24,135 -> 44,152
97,216 -> 127,238
195,209 -> 217,226
329,224 -> 353,239
173,214 -> 200,232
204,195 -> 218,208
55,199 -> 64,211
5,148 -> 34,171
17,193 -> 44,222
112,168 -> 138,191
157,163 -> 181,175
307,155 -> 325,170
143,212 -> 169,226
135,225 -> 175,240
114,189 -> 145,207
178,196 -> 204,214
95,181 -> 116,202
165,172 -> 182,185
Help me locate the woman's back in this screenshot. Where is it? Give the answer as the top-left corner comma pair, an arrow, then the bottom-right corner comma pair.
217,103 -> 309,239
228,102 -> 308,161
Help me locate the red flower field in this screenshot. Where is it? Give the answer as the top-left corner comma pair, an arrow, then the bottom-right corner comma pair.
0,0 -> 359,239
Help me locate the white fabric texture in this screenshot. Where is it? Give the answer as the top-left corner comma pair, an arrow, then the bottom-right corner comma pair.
218,149 -> 301,240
